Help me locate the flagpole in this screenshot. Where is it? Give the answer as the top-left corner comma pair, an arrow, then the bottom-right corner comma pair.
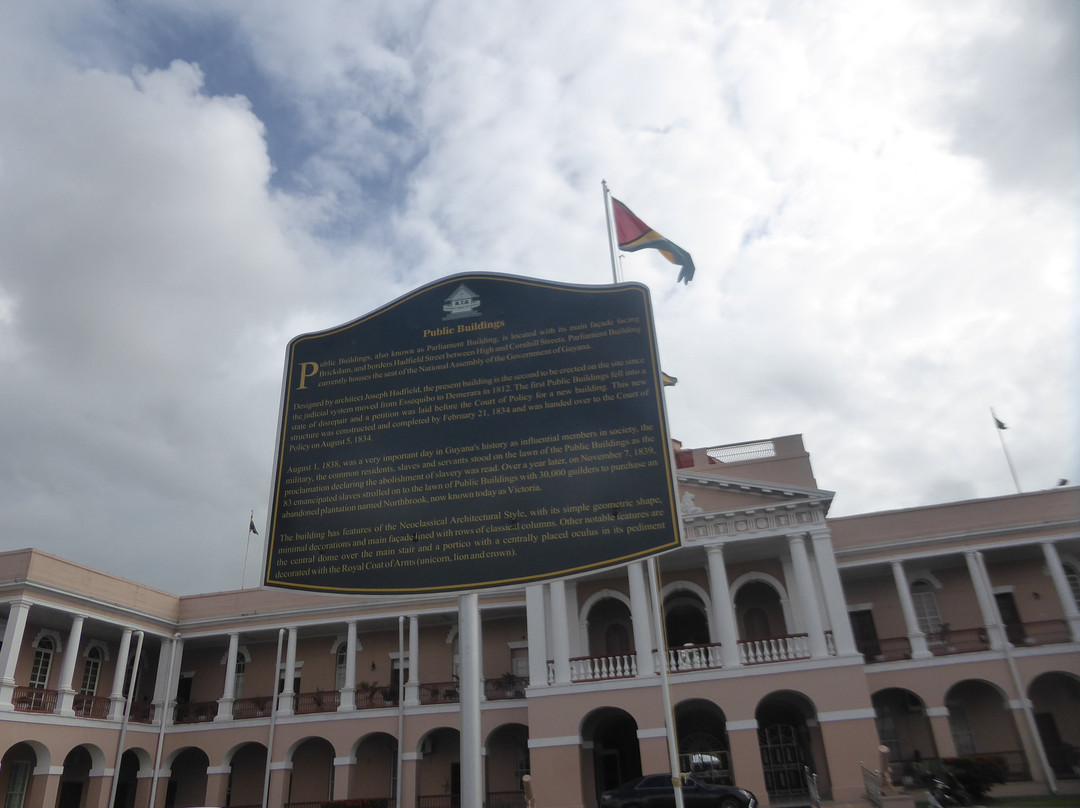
991,409 -> 1022,493
602,180 -> 620,283
242,510 -> 254,589
647,556 -> 686,808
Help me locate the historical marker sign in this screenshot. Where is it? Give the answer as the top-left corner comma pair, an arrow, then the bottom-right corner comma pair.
264,273 -> 679,594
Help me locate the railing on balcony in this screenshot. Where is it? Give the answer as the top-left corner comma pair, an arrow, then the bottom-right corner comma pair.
73,693 -> 110,718
927,626 -> 990,656
295,690 -> 340,714
233,695 -> 274,719
666,643 -> 723,672
485,676 -> 527,700
739,633 -> 810,665
174,700 -> 217,724
12,686 -> 57,713
129,700 -> 154,723
357,686 -> 399,709
417,795 -> 457,808
570,653 -> 637,681
864,619 -> 1073,666
486,791 -> 527,808
1016,619 -> 1071,646
420,682 -> 459,705
858,636 -> 911,663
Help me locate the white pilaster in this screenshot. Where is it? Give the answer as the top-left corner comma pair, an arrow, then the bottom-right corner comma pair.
965,551 -> 1007,649
810,530 -> 859,655
339,620 -> 357,711
55,614 -> 86,716
107,629 -> 133,720
787,535 -> 828,658
1042,541 -> 1080,642
549,580 -> 572,684
0,600 -> 31,708
405,615 -> 420,706
891,561 -> 932,659
163,636 -> 184,726
279,627 -> 297,716
525,585 -> 548,687
216,632 -> 239,721
705,545 -> 742,668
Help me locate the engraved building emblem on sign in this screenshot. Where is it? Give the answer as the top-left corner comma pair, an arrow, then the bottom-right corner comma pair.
443,284 -> 481,320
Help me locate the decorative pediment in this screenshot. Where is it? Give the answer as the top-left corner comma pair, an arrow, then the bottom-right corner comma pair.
675,472 -> 834,541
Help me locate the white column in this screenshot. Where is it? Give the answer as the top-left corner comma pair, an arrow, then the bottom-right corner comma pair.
705,545 -> 741,668
339,620 -> 357,711
216,632 -> 239,721
627,561 -> 655,677
891,561 -> 932,659
965,551 -> 1007,649
1042,542 -> 1080,642
55,614 -> 86,715
107,629 -> 133,720
405,615 -> 420,706
458,594 -> 482,808
787,535 -> 828,658
549,580 -> 572,684
279,627 -> 297,716
810,530 -> 859,656
525,585 -> 548,687
163,636 -> 185,726
0,600 -> 31,708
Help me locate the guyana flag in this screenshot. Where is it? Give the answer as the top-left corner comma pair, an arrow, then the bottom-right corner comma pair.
612,197 -> 695,284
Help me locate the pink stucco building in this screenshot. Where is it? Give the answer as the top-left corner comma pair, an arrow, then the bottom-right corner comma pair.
1,435 -> 1077,808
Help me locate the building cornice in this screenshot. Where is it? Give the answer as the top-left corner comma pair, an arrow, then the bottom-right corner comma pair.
834,522 -> 1080,569
679,499 -> 831,543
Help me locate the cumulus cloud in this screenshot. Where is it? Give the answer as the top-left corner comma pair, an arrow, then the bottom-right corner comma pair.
0,0 -> 1074,592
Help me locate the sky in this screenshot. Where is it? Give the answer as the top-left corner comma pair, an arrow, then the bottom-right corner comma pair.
0,1 -> 1076,595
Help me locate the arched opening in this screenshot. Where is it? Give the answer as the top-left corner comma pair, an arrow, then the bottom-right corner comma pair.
0,743 -> 46,808
587,598 -> 635,657
415,728 -> 460,808
351,732 -> 397,802
665,591 -> 710,647
225,743 -> 266,808
945,680 -> 1027,780
675,700 -> 732,785
113,750 -> 143,808
582,708 -> 641,806
166,747 -> 210,808
485,723 -> 530,804
58,746 -> 93,808
756,691 -> 831,801
735,581 -> 785,640
1029,671 -> 1080,777
287,738 -> 335,805
871,688 -> 939,783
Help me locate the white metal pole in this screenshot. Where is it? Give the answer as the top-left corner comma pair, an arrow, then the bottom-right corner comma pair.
647,556 -> 685,808
108,630 -> 144,808
991,409 -> 1022,493
458,593 -> 483,808
602,180 -> 620,283
149,634 -> 179,808
396,615 -> 405,808
262,629 -> 285,808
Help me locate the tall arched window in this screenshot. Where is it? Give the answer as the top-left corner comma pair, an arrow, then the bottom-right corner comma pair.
911,580 -> 943,637
335,643 -> 348,690
80,646 -> 102,695
234,654 -> 246,698
29,636 -> 54,689
1064,563 -> 1080,608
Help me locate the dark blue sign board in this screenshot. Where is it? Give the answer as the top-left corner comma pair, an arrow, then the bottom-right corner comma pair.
264,273 -> 679,594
